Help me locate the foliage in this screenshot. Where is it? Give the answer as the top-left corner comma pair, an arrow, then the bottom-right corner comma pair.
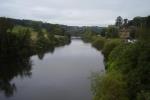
137,91 -> 150,100
91,15 -> 150,100
0,17 -> 71,59
127,15 -> 150,39
102,39 -> 122,60
100,28 -> 107,37
106,26 -> 119,38
82,27 -> 94,42
92,36 -> 106,50
91,70 -> 128,100
107,40 -> 150,99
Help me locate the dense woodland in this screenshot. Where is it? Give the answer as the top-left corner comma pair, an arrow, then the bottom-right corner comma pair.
0,17 -> 72,59
82,15 -> 150,100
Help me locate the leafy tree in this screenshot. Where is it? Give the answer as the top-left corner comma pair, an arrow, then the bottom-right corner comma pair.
92,36 -> 106,50
102,39 -> 122,61
106,26 -> 119,38
91,70 -> 128,100
108,40 -> 150,99
100,28 -> 107,37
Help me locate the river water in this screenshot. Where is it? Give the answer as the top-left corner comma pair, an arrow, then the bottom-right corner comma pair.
0,39 -> 104,100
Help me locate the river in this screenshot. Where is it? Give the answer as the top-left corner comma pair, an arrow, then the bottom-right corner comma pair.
0,39 -> 104,100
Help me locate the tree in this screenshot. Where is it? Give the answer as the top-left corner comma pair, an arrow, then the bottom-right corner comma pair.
116,16 -> 123,27
100,28 -> 107,37
92,36 -> 106,50
0,17 -> 14,33
106,26 -> 119,38
108,40 -> 150,99
91,71 -> 128,100
124,19 -> 128,25
102,39 -> 122,61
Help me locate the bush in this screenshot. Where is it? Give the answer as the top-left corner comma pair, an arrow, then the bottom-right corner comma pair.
102,39 -> 122,60
137,91 -> 150,100
107,40 -> 150,99
91,70 -> 128,100
92,36 -> 106,50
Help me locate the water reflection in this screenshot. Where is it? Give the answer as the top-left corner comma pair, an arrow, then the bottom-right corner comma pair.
36,46 -> 55,60
0,55 -> 32,97
0,39 -> 104,100
0,44 -> 64,97
0,46 -> 57,97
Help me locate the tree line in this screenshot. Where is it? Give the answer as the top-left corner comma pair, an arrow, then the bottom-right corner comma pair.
82,15 -> 150,100
0,17 -> 71,59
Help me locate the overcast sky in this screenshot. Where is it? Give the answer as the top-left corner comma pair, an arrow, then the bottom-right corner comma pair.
0,0 -> 150,26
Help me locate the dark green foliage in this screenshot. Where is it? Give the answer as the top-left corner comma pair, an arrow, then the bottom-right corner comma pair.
0,18 -> 33,97
91,71 -> 128,100
0,17 -> 71,97
100,28 -> 107,37
91,15 -> 150,100
81,27 -> 104,42
0,17 -> 72,36
0,56 -> 32,97
92,39 -> 150,100
82,28 -> 94,42
106,26 -> 119,38
107,40 -> 150,99
0,18 -> 32,58
0,17 -> 14,33
127,15 -> 150,40
137,91 -> 150,100
0,17 -> 71,57
102,39 -> 122,60
92,36 -> 106,50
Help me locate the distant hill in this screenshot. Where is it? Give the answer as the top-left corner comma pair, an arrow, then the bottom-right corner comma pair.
0,17 -> 104,36
61,25 -> 104,36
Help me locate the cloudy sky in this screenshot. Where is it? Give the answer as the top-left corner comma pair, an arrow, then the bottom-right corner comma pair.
0,0 -> 150,26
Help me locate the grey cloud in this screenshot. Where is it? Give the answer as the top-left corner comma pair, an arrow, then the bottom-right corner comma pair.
0,0 -> 150,26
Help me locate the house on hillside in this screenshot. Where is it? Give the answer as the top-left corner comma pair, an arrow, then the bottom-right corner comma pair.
119,27 -> 130,39
114,16 -> 137,43
119,26 -> 137,43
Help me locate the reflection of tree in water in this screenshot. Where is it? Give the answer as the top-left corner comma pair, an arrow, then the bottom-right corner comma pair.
0,17 -> 70,97
0,46 -> 55,97
37,47 -> 55,60
0,47 -> 55,97
0,55 -> 32,97
0,43 -> 54,97
0,18 -> 33,97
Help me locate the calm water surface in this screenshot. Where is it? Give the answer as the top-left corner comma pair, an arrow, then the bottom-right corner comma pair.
0,39 -> 104,100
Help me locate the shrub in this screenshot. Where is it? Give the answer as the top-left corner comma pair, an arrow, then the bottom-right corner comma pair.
91,70 -> 128,100
92,37 -> 106,50
102,39 -> 122,60
107,40 -> 150,99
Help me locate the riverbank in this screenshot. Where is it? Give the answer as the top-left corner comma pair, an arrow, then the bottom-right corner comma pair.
81,22 -> 150,100
0,17 -> 71,60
